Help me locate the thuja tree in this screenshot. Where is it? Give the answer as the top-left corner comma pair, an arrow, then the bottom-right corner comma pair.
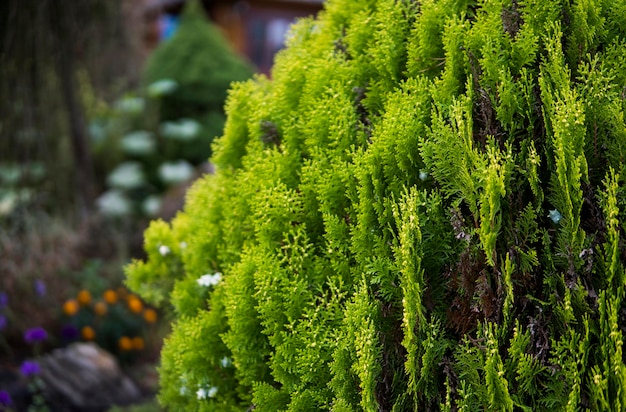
142,0 -> 253,163
126,0 -> 626,410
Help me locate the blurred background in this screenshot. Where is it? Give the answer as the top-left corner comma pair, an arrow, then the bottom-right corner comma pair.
0,0 -> 321,410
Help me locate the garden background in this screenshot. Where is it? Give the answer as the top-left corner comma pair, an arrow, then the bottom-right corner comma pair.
0,0 -> 319,410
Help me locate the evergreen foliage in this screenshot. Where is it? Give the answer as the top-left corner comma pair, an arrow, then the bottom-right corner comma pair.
142,0 -> 253,163
126,0 -> 626,409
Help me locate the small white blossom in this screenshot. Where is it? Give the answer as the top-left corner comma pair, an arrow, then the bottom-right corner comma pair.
197,388 -> 207,399
180,386 -> 188,396
220,357 -> 231,368
207,386 -> 218,398
159,245 -> 171,256
142,195 -> 161,217
106,162 -> 145,190
197,272 -> 222,287
548,209 -> 562,224
158,160 -> 195,185
160,119 -> 200,141
147,79 -> 178,97
120,131 -> 155,156
197,385 -> 218,400
419,170 -> 428,181
179,241 -> 188,249
96,190 -> 131,217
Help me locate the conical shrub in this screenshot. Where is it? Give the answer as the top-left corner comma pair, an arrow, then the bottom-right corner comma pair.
142,0 -> 253,162
127,0 -> 626,410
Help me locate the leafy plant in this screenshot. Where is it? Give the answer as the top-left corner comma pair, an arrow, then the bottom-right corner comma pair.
127,0 -> 626,410
0,162 -> 47,218
60,287 -> 159,361
142,0 -> 254,164
91,0 -> 253,219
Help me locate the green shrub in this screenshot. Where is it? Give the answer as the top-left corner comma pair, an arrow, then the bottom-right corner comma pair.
142,0 -> 254,164
126,0 -> 626,410
91,0 -> 254,218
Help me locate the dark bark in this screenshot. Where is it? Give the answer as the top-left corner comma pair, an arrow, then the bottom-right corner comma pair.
57,51 -> 96,215
52,1 -> 96,217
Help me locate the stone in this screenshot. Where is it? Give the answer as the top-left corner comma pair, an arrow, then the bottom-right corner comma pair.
38,342 -> 142,411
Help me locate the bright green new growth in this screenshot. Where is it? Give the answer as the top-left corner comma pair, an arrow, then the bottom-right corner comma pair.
126,0 -> 626,410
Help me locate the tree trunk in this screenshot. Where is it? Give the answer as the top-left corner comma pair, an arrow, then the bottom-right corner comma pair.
53,2 -> 96,218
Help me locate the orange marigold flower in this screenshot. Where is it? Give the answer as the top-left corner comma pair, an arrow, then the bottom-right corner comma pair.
118,336 -> 133,351
131,336 -> 145,350
103,289 -> 118,304
127,297 -> 143,314
143,308 -> 158,323
81,326 -> 96,341
63,299 -> 79,316
94,301 -> 107,316
77,290 -> 92,306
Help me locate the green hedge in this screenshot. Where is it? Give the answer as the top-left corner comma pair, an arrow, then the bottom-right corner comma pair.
126,0 -> 626,410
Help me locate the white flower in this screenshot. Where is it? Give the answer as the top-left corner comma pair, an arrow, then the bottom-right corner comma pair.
197,387 -> 207,399
96,190 -> 132,217
106,162 -> 146,190
197,272 -> 222,287
220,357 -> 231,368
142,195 -> 161,217
180,386 -> 188,396
159,245 -> 171,256
158,160 -> 194,185
197,385 -> 218,400
160,119 -> 201,141
419,170 -> 428,181
207,386 -> 218,398
147,79 -> 178,97
179,241 -> 188,249
548,209 -> 562,224
120,131 -> 155,156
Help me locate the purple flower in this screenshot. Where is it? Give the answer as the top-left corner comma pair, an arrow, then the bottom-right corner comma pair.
0,292 -> 7,309
20,360 -> 40,377
0,314 -> 6,331
0,390 -> 11,406
34,280 -> 46,297
24,327 -> 47,344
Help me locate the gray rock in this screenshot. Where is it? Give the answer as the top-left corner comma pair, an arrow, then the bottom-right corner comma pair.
39,342 -> 142,411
